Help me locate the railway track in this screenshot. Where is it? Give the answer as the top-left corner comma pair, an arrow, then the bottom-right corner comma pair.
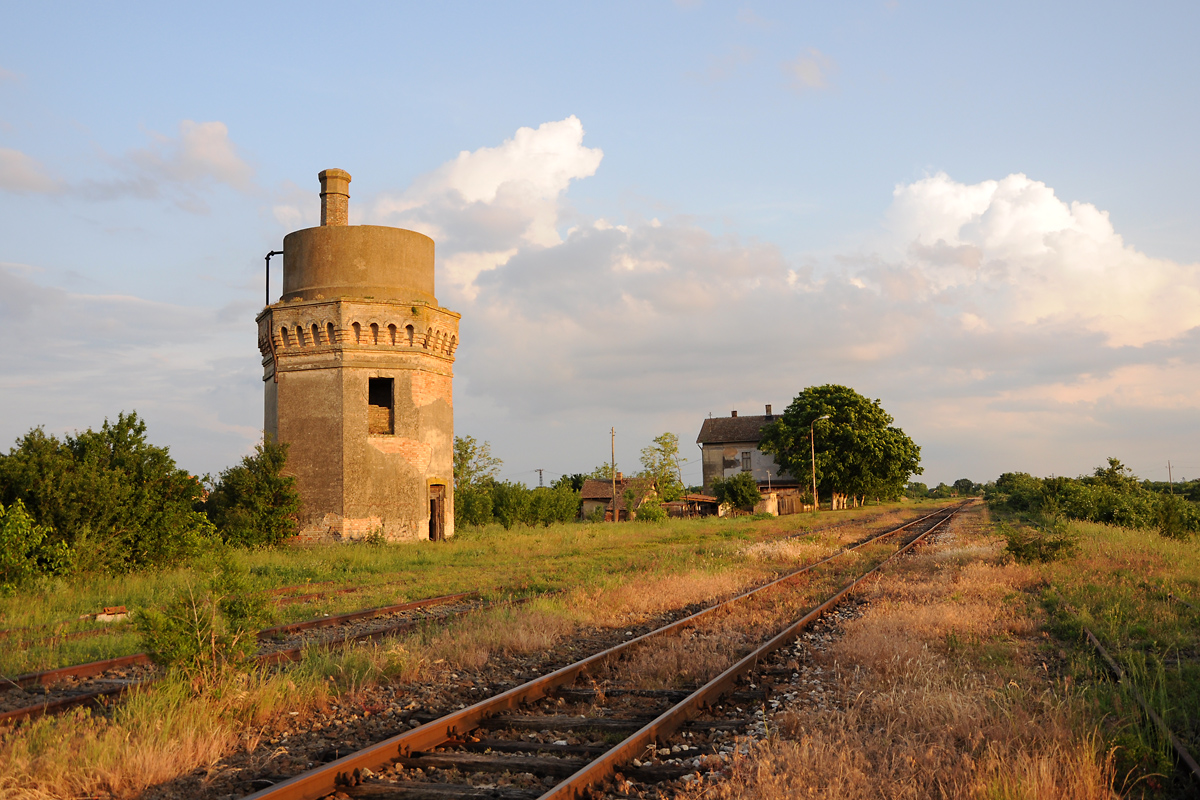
239,503 -> 963,800
0,591 -> 490,725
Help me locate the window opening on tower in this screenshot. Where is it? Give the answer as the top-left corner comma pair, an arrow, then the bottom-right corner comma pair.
368,377 -> 394,435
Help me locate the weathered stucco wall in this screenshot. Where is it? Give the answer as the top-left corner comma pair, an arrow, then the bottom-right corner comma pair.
700,442 -> 789,490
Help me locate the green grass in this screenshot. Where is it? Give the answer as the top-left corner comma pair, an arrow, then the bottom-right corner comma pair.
1022,519 -> 1200,798
0,503 -> 922,675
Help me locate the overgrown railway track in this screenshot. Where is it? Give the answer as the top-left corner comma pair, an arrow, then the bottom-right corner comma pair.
0,591 -> 489,724
240,503 -> 963,800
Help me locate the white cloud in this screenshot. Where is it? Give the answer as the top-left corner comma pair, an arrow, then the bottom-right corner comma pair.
373,115 -> 602,293
870,172 -> 1200,347
783,48 -> 836,92
0,148 -> 62,194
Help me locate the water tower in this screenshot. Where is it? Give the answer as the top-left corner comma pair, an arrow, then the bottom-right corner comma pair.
256,169 -> 458,541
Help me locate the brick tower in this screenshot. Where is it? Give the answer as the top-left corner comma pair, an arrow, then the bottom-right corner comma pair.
256,169 -> 458,541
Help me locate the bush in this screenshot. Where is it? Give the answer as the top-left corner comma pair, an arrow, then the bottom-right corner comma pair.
455,485 -> 494,528
712,472 -> 762,512
135,558 -> 271,677
633,500 -> 668,523
529,485 -> 581,526
988,461 -> 1200,539
201,437 -> 299,547
0,412 -> 214,573
1000,520 -> 1078,563
0,499 -> 74,588
1156,493 -> 1198,540
490,480 -> 532,530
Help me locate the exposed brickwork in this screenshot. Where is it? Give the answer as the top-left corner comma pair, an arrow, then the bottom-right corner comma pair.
411,371 -> 452,409
367,436 -> 432,471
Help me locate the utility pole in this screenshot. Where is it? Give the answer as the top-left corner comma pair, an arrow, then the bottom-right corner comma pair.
536,468 -> 544,488
611,427 -> 618,523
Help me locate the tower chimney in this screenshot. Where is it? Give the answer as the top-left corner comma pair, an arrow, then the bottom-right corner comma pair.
765,404 -> 772,416
731,410 -> 738,418
319,168 -> 351,226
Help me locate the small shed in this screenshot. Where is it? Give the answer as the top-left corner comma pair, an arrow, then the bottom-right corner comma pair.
663,493 -> 721,518
580,475 -> 657,521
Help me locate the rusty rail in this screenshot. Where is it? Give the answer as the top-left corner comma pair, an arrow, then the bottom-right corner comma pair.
0,591 -> 493,725
1084,627 -> 1200,784
544,506 -> 955,798
258,591 -> 476,638
240,504 -> 961,800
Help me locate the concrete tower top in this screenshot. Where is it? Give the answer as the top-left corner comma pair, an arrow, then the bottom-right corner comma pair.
281,169 -> 436,305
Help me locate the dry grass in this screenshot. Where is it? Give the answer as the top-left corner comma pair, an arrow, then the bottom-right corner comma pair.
0,669 -> 329,800
742,538 -> 838,563
569,570 -> 755,627
682,505 -> 1119,800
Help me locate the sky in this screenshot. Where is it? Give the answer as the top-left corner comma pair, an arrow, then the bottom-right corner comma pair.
2,1 -> 1199,489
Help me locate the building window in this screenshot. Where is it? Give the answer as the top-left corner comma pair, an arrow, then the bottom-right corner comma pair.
741,451 -> 752,472
368,377 -> 394,435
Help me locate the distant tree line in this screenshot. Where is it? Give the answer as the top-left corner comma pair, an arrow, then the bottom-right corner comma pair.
906,478 -> 983,499
452,435 -> 581,529
987,458 -> 1199,539
0,411 -> 299,587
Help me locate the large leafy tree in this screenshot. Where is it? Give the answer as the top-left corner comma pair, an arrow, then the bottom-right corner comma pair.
0,411 -> 214,572
759,385 -> 922,501
638,432 -> 685,502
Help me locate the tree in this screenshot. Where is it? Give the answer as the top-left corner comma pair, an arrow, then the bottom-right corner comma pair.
906,482 -> 929,499
589,463 -> 618,480
639,433 -> 685,502
712,472 -> 762,512
759,385 -> 922,502
552,474 -> 586,492
453,436 -> 502,488
202,437 -> 300,547
952,478 -> 977,496
0,412 -> 214,573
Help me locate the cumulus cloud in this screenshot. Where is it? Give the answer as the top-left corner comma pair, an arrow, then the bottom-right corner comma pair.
0,148 -> 62,194
372,116 -> 602,297
783,48 -> 836,92
865,172 -> 1200,347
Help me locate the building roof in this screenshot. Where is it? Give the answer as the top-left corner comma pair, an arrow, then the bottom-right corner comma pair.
580,477 -> 656,512
696,414 -> 777,445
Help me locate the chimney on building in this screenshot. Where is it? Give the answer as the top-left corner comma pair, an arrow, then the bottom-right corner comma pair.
615,472 -> 623,481
731,410 -> 738,418
765,404 -> 772,416
319,168 -> 351,226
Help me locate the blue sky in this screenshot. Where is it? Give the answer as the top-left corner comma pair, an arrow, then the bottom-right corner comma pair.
2,1 -> 1199,488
